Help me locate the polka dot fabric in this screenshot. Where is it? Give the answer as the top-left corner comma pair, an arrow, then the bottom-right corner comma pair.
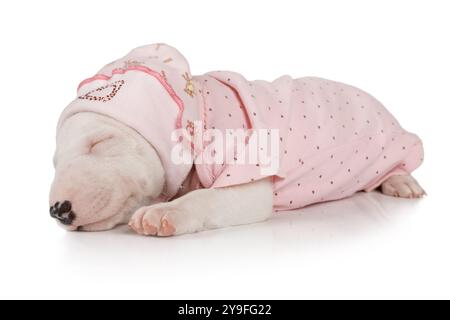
193,72 -> 424,212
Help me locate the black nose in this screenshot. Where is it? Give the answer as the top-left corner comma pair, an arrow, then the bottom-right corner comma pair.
50,201 -> 76,225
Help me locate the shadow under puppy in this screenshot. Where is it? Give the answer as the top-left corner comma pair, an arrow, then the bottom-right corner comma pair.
50,43 -> 425,236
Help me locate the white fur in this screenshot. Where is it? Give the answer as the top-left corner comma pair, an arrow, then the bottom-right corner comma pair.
129,178 -> 273,236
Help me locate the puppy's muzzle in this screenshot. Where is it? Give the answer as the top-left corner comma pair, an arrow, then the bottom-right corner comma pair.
50,200 -> 76,225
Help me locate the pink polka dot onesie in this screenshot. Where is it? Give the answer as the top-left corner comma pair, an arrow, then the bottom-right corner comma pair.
58,44 -> 424,212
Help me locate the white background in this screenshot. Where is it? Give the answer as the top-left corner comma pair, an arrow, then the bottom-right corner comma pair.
0,0 -> 449,299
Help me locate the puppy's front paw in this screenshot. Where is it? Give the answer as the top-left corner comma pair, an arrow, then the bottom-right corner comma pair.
381,174 -> 427,199
129,204 -> 179,237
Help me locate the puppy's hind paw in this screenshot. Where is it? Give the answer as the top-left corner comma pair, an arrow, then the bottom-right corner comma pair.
381,174 -> 427,199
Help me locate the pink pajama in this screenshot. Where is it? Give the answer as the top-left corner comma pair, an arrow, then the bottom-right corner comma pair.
194,72 -> 423,210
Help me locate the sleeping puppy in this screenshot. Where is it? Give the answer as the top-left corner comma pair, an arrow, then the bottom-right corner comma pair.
49,43 -> 425,236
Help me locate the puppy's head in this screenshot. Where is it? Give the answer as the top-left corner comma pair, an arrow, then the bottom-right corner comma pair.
49,113 -> 165,231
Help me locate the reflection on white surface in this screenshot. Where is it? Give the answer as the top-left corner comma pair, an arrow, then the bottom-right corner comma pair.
2,187 -> 448,299
61,192 -> 422,257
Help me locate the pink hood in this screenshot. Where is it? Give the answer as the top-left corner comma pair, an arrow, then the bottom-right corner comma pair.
58,44 -> 201,199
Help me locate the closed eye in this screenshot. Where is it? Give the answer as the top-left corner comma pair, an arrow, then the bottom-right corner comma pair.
89,135 -> 115,153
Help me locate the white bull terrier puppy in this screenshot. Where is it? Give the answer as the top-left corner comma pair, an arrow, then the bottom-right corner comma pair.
50,44 -> 425,236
